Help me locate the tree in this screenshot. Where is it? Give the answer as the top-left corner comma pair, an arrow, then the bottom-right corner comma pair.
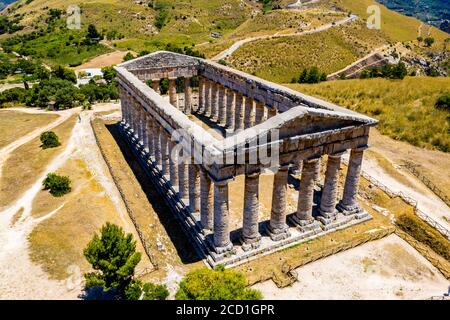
42,173 -> 71,197
40,131 -> 61,149
123,52 -> 135,62
175,266 -> 262,300
86,24 -> 102,43
390,62 -> 407,80
83,223 -> 142,295
435,93 -> 450,111
424,37 -> 435,47
101,66 -> 117,84
51,65 -> 77,83
124,279 -> 169,300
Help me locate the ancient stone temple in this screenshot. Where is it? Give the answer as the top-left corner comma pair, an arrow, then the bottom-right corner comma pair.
114,51 -> 378,267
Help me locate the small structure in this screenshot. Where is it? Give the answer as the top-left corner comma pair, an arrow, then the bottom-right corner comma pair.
115,51 -> 378,267
77,68 -> 104,86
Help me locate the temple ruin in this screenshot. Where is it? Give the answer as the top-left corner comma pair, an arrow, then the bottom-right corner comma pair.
114,51 -> 378,267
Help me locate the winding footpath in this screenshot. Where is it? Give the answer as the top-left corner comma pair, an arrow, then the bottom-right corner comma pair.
213,14 -> 358,61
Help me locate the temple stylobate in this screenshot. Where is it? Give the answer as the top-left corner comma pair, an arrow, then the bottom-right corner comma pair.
114,51 -> 378,267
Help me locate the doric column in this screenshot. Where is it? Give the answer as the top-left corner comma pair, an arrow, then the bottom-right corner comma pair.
189,163 -> 201,213
267,108 -> 277,119
254,101 -> 265,124
204,79 -> 211,117
200,169 -> 214,231
198,77 -> 205,113
318,153 -> 343,221
154,124 -> 162,166
160,131 -> 170,177
184,77 -> 192,115
244,97 -> 255,129
225,89 -> 235,129
169,140 -> 179,188
169,78 -> 178,108
146,118 -> 154,158
218,85 -> 227,126
137,107 -> 144,145
179,161 -> 189,200
213,180 -> 233,253
267,166 -> 290,241
151,79 -> 160,93
210,82 -> 219,121
234,92 -> 244,131
337,147 -> 366,215
242,172 -> 261,250
292,158 -> 321,229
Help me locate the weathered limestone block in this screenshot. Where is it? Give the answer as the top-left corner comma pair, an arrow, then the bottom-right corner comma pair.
318,153 -> 343,221
169,78 -> 178,108
210,82 -> 219,121
337,147 -> 365,215
154,124 -> 162,166
244,97 -> 255,129
234,92 -> 244,131
200,169 -> 214,231
146,118 -> 154,157
218,85 -> 227,126
189,163 -> 201,213
225,89 -> 235,129
267,167 -> 290,241
204,79 -> 212,117
161,131 -> 170,177
292,158 -> 321,231
184,77 -> 192,115
254,101 -> 265,125
242,172 -> 261,250
179,161 -> 189,200
198,76 -> 205,113
169,141 -> 179,187
213,180 -> 233,253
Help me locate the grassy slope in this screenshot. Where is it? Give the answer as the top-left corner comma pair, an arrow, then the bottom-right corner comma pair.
226,0 -> 449,82
7,0 -> 256,53
228,21 -> 387,83
287,77 -> 450,152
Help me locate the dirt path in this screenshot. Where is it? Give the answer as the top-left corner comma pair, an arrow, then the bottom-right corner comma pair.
212,14 -> 358,61
0,103 -> 137,299
361,130 -> 450,232
253,234 -> 449,299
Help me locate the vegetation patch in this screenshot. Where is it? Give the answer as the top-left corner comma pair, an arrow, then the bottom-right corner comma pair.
42,172 -> 71,197
39,131 -> 61,149
395,213 -> 450,261
176,266 -> 262,300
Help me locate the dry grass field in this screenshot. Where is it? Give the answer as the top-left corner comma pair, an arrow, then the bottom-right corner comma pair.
0,111 -> 59,149
287,77 -> 450,153
0,115 -> 77,208
28,158 -> 142,280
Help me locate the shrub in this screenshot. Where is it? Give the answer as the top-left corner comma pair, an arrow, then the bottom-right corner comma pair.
40,131 -> 61,149
396,213 -> 450,261
83,223 -> 141,295
435,93 -> 450,111
123,52 -> 135,62
296,67 -> 327,84
125,280 -> 169,300
175,266 -> 262,300
42,172 -> 71,197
